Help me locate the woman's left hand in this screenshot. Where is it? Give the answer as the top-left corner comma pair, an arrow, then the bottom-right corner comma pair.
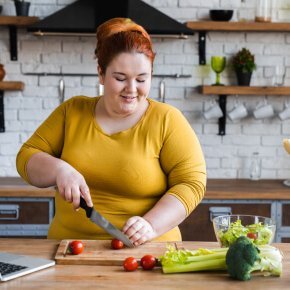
122,216 -> 157,246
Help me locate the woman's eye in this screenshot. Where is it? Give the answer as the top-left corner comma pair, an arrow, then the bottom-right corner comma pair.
137,79 -> 146,83
116,78 -> 125,82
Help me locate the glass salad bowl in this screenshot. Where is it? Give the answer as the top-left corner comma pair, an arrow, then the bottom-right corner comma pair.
212,215 -> 276,247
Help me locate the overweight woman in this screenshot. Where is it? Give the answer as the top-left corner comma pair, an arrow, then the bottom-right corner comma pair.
16,18 -> 206,246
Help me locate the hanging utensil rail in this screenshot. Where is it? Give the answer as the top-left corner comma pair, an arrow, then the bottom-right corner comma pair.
23,73 -> 192,78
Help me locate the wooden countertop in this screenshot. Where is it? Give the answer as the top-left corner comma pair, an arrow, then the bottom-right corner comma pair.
0,239 -> 289,290
0,177 -> 55,197
205,179 -> 290,200
0,178 -> 289,199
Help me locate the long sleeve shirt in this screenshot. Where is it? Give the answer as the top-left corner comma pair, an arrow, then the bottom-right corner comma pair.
16,96 -> 206,241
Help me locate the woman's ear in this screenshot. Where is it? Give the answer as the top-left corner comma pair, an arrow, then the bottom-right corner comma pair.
98,66 -> 104,85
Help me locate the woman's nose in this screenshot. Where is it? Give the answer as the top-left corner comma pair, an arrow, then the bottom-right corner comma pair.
125,80 -> 137,92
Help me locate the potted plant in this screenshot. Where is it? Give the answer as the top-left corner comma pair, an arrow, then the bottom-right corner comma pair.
232,47 -> 256,86
13,0 -> 30,16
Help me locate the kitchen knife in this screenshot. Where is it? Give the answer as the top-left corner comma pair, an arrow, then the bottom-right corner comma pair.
79,197 -> 134,248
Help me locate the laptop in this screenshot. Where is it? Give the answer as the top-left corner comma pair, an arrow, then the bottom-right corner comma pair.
0,252 -> 55,282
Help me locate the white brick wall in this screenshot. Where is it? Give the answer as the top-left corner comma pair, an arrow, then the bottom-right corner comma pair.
0,0 -> 290,179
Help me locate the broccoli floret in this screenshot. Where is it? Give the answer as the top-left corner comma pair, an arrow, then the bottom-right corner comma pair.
226,236 -> 283,281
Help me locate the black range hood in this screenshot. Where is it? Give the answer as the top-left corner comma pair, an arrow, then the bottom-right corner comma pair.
27,0 -> 193,38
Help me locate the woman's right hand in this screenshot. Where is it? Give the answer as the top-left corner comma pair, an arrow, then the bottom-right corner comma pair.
55,163 -> 93,210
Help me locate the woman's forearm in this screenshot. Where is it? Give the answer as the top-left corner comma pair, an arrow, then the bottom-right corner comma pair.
26,152 -> 70,187
26,152 -> 93,208
143,194 -> 187,237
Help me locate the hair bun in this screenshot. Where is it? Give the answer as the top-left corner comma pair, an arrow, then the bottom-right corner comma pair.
95,17 -> 155,73
96,18 -> 151,53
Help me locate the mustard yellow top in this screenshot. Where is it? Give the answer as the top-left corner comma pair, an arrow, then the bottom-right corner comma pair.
16,96 -> 206,241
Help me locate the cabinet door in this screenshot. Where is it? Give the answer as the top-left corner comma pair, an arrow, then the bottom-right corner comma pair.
0,201 -> 50,224
179,202 -> 272,242
282,204 -> 290,227
0,197 -> 54,237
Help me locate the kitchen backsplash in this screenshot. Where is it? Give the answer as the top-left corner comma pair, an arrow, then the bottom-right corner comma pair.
0,0 -> 290,179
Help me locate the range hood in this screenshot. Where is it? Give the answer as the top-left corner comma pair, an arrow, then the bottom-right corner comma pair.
27,0 -> 193,38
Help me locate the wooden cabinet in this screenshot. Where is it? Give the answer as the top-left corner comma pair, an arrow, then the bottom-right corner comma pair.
179,179 -> 290,242
0,197 -> 54,237
276,200 -> 290,243
1,178 -> 290,240
281,203 -> 290,227
179,200 -> 272,242
0,178 -> 55,237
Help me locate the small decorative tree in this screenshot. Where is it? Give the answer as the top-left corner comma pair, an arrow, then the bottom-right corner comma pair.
232,48 -> 257,86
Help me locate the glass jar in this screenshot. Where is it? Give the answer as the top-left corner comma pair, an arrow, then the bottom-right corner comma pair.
249,152 -> 261,180
255,0 -> 272,22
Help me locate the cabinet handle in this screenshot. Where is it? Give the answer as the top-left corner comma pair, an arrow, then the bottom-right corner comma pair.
209,206 -> 232,221
0,204 -> 19,220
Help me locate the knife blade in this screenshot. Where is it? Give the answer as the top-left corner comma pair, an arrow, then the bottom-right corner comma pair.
79,197 -> 134,248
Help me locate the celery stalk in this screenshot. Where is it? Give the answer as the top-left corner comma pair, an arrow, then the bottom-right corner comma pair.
160,246 -> 228,274
162,258 -> 227,274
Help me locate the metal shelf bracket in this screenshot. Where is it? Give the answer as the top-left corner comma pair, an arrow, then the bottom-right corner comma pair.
8,26 -> 18,61
0,90 -> 4,132
218,94 -> 227,136
198,31 -> 206,65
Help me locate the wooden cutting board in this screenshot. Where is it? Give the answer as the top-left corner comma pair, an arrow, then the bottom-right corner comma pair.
55,240 -> 189,266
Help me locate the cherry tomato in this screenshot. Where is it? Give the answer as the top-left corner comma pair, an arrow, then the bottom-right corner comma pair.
123,257 -> 138,272
247,232 -> 257,240
68,240 -> 84,255
140,255 -> 157,270
111,238 -> 124,250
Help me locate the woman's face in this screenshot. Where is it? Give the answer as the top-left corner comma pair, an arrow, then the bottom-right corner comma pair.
98,52 -> 152,116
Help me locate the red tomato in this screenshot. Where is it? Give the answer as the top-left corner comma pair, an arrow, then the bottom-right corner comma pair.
68,240 -> 84,255
247,232 -> 257,240
140,255 -> 157,270
111,238 -> 124,250
123,257 -> 138,272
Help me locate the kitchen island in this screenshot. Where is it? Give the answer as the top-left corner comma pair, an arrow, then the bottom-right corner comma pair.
0,239 -> 289,289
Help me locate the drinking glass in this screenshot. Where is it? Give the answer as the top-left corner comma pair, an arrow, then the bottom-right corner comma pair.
273,65 -> 286,86
211,56 -> 226,86
282,138 -> 290,187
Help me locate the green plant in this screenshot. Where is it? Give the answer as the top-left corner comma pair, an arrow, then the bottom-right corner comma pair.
232,47 -> 256,73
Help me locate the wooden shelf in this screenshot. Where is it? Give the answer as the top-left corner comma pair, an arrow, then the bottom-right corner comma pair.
201,86 -> 290,96
186,21 -> 290,32
200,86 -> 290,136
0,16 -> 39,26
0,82 -> 24,133
185,21 -> 290,65
0,81 -> 24,91
0,16 -> 39,61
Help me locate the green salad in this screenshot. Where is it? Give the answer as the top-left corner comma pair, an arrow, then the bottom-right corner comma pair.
217,219 -> 274,247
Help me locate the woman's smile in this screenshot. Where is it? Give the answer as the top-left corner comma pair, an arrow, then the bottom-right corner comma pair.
98,52 -> 152,117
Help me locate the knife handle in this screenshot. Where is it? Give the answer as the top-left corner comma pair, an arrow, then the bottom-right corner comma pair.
79,197 -> 93,218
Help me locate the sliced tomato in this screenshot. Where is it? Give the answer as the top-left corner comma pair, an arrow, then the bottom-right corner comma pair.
247,232 -> 258,240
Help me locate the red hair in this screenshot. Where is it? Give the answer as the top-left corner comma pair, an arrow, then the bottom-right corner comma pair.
96,18 -> 155,74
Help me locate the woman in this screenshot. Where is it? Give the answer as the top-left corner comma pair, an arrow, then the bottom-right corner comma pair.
16,18 -> 206,246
